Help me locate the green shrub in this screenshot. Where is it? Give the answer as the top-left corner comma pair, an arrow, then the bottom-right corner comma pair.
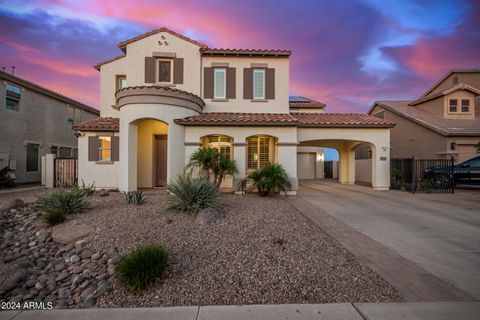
247,164 -> 291,196
116,245 -> 169,292
166,174 -> 220,214
78,180 -> 96,197
420,179 -> 433,192
34,188 -> 88,214
187,148 -> 238,189
123,191 -> 146,205
43,209 -> 66,225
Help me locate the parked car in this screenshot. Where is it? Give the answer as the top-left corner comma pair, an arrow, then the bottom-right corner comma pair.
423,155 -> 480,188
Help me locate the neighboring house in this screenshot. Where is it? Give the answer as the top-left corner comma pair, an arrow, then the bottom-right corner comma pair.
0,70 -> 99,184
367,69 -> 480,163
73,28 -> 394,193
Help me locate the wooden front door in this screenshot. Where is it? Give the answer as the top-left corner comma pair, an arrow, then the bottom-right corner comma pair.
155,135 -> 168,186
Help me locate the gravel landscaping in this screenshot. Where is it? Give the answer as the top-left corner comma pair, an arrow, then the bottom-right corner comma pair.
69,191 -> 402,307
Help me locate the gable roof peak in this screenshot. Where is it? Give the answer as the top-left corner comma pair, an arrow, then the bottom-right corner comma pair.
420,68 -> 480,98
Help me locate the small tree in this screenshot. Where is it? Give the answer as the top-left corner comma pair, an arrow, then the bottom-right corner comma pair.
187,147 -> 238,189
475,142 -> 480,154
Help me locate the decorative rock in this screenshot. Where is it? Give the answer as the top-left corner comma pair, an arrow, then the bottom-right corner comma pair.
80,250 -> 93,260
52,224 -> 91,245
35,230 -> 51,243
55,273 -> 69,282
34,282 -> 44,290
28,241 -> 37,247
72,275 -> 84,286
196,207 -> 224,225
82,295 -> 97,308
91,252 -> 101,260
107,255 -> 122,265
80,286 -> 95,298
69,255 -> 80,264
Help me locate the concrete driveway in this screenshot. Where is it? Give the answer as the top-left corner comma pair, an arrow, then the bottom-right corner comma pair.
298,180 -> 480,300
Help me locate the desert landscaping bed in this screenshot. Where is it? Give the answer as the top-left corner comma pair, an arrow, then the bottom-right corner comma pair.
77,191 -> 401,307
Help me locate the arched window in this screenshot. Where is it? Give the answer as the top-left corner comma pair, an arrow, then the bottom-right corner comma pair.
204,135 -> 233,159
247,136 -> 275,169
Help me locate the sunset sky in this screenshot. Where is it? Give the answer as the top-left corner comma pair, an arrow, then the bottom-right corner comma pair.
1,0 -> 479,114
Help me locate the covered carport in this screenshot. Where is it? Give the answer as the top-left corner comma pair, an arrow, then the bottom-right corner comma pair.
294,113 -> 394,190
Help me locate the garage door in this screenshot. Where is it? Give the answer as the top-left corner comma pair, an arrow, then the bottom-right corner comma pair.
297,153 -> 316,179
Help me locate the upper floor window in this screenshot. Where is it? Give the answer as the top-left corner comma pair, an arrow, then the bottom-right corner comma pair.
461,99 -> 470,113
157,59 -> 172,83
449,99 -> 457,113
116,75 -> 127,91
5,83 -> 21,111
98,136 -> 111,161
214,68 -> 226,99
253,69 -> 265,100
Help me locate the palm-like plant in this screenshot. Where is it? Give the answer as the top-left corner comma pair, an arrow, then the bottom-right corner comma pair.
212,154 -> 238,189
247,163 -> 291,196
187,148 -> 217,179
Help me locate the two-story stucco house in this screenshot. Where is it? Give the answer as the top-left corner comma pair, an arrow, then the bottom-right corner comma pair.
0,70 -> 99,184
73,28 -> 394,193
368,69 -> 480,163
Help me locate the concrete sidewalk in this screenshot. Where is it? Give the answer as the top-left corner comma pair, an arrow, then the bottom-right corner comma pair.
1,302 -> 479,320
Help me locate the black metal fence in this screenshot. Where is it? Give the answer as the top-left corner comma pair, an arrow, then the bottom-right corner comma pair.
390,157 -> 454,193
54,158 -> 78,187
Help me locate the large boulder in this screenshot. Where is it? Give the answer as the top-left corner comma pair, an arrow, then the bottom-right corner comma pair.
52,223 -> 91,244
0,198 -> 25,212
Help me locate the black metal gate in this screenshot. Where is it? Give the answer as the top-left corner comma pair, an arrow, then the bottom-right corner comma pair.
390,157 -> 454,193
54,158 -> 78,187
324,161 -> 334,179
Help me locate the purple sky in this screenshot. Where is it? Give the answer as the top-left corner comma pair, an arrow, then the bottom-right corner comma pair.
0,0 -> 479,113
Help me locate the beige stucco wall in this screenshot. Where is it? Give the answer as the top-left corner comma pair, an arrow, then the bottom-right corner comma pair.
124,31 -> 202,95
201,56 -> 290,113
355,158 -> 372,185
442,90 -> 476,119
77,132 -> 119,189
99,57 -> 126,117
297,146 -> 325,179
445,137 -> 479,163
371,105 -> 446,159
137,119 -> 168,188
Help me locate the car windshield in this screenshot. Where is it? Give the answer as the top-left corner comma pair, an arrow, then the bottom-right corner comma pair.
461,157 -> 480,167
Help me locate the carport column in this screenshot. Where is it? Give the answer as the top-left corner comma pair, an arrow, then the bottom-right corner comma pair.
233,142 -> 246,194
119,122 -> 137,192
372,144 -> 390,190
277,143 -> 298,195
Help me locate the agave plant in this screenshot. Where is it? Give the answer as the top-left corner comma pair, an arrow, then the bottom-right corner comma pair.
123,191 -> 146,205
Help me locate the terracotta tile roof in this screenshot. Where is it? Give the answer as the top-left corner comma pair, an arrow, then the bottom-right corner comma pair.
175,113 -> 298,126
289,96 -> 326,109
117,27 -> 208,51
294,113 -> 395,128
372,100 -> 480,136
94,54 -> 126,71
200,48 -> 291,57
73,117 -> 119,132
115,85 -> 204,106
175,112 -> 394,128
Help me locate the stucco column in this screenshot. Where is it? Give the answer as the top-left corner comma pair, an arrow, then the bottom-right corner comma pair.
346,146 -> 356,185
277,143 -> 298,195
184,142 -> 201,170
168,123 -> 186,182
233,143 -> 246,194
119,122 -> 137,192
371,144 -> 390,190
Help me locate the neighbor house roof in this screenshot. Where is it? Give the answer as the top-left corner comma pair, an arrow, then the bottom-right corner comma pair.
370,100 -> 480,136
117,27 -> 208,51
409,83 -> 480,106
200,48 -> 291,57
289,96 -> 326,109
420,68 -> 480,98
73,117 -> 119,132
0,70 -> 99,115
175,112 -> 394,128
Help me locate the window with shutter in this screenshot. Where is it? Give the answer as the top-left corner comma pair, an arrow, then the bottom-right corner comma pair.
247,136 -> 274,169
157,59 -> 172,83
214,68 -> 226,99
253,69 -> 265,100
98,136 -> 111,161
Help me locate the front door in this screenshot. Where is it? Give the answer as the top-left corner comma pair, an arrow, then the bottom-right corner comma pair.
155,135 -> 168,186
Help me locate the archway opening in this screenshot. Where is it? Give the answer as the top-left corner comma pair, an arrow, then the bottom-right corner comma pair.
136,118 -> 169,188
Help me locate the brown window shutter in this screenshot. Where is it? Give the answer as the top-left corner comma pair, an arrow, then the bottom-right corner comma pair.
266,68 -> 275,99
204,67 -> 214,99
226,67 -> 236,99
88,136 -> 99,161
243,68 -> 253,99
144,57 -> 156,83
173,58 -> 184,84
111,136 -> 120,161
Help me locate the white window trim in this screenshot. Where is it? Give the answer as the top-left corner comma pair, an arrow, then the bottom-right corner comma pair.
156,58 -> 173,84
213,68 -> 227,99
253,69 -> 266,100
